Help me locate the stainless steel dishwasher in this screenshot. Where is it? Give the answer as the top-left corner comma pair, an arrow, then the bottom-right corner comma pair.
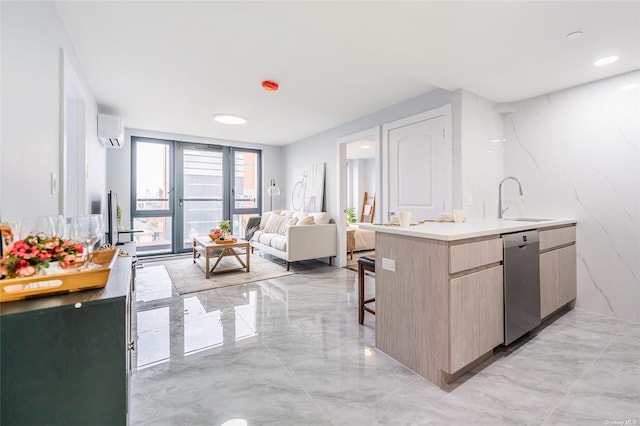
502,230 -> 541,345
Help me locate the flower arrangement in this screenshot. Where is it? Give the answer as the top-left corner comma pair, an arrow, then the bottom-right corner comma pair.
0,234 -> 84,279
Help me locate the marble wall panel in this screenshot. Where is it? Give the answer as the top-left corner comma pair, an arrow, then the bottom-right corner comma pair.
503,71 -> 640,322
457,90 -> 505,218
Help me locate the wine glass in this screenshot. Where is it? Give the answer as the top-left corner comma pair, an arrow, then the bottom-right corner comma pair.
19,215 -> 65,239
51,215 -> 67,238
69,215 -> 104,269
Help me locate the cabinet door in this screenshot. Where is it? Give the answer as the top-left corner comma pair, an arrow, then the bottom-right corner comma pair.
1,300 -> 126,425
449,266 -> 504,373
540,245 -> 577,319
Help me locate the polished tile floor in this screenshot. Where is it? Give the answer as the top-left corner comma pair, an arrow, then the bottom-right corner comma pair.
130,256 -> 639,426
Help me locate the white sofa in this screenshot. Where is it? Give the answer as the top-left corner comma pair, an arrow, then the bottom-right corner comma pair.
249,210 -> 337,271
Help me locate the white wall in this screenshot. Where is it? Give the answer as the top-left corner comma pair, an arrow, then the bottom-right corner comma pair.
346,158 -> 375,216
107,128 -> 284,226
284,89 -> 452,224
455,89 -> 505,218
503,71 -> 640,322
0,1 -> 103,220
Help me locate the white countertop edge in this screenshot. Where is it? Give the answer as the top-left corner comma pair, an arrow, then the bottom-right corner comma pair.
359,218 -> 577,241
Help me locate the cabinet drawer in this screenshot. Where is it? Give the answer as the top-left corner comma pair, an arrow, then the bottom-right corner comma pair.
539,226 -> 576,251
449,237 -> 502,274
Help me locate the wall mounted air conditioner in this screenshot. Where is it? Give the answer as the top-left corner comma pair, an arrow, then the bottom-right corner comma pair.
97,114 -> 124,148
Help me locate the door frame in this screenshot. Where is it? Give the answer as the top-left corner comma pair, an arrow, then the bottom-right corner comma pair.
382,104 -> 453,222
336,126 -> 381,268
174,142 -> 226,253
59,48 -> 88,218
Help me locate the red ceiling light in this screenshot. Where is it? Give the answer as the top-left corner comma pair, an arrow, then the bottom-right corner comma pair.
262,80 -> 279,91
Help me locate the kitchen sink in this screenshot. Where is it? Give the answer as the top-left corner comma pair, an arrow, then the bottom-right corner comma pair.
503,217 -> 555,222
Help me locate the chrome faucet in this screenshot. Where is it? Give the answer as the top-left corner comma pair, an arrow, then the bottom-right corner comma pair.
498,177 -> 523,218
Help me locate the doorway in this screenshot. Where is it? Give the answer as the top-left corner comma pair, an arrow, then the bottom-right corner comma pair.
131,137 -> 261,256
337,127 -> 381,268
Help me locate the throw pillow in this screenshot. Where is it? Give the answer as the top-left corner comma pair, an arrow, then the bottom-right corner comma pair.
297,216 -> 315,226
264,214 -> 293,235
311,212 -> 330,225
293,211 -> 308,221
259,210 -> 281,230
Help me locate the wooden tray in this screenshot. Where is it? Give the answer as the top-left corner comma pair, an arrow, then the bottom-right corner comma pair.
213,237 -> 237,244
0,248 -> 119,302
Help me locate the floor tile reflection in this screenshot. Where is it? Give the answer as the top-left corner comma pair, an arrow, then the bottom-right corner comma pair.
131,257 -> 639,425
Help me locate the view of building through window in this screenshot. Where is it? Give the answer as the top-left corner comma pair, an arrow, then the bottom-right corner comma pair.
132,138 -> 261,255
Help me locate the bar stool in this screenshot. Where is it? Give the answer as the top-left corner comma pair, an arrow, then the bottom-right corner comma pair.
357,256 -> 376,324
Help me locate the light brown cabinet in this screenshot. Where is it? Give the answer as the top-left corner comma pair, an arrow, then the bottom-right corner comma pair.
449,265 -> 504,373
539,225 -> 577,319
374,223 -> 576,389
375,233 -> 504,387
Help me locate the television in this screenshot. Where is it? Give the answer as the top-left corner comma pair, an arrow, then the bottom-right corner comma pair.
107,190 -> 118,245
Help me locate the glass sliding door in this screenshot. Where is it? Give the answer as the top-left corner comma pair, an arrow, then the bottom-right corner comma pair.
177,144 -> 225,251
231,148 -> 261,239
131,138 -> 174,255
131,138 -> 262,256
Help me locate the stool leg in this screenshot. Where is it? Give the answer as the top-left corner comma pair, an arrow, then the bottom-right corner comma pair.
358,262 -> 365,324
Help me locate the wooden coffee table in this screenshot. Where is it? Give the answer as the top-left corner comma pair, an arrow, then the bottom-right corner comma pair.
193,236 -> 250,279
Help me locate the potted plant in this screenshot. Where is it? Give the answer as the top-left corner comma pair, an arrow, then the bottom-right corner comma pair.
218,219 -> 230,238
346,207 -> 357,224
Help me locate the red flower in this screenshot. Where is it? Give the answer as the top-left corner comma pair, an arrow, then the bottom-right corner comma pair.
1,233 -> 85,279
15,265 -> 36,277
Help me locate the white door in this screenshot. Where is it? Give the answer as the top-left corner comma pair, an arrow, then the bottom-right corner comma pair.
384,106 -> 452,221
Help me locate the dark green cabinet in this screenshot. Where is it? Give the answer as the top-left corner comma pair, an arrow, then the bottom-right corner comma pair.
1,257 -> 132,425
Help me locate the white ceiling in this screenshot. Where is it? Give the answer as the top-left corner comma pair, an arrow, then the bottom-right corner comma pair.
346,137 -> 377,160
55,1 -> 640,146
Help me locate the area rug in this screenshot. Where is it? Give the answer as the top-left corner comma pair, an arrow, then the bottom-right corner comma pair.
162,254 -> 294,295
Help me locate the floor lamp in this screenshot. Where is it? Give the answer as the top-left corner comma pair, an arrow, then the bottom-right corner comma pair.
267,178 -> 280,210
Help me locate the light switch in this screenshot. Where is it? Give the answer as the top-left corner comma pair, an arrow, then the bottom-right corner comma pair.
382,257 -> 395,272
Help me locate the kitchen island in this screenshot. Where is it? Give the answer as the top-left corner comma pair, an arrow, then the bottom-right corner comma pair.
359,217 -> 577,388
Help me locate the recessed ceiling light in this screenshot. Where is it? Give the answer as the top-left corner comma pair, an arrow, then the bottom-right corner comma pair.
594,56 -> 619,66
565,31 -> 583,40
214,114 -> 247,125
361,144 -> 371,149
620,83 -> 639,91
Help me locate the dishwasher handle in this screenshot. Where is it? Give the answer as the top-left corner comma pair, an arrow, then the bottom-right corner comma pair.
502,230 -> 539,248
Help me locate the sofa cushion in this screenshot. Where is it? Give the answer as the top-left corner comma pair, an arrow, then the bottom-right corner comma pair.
311,212 -> 330,225
270,235 -> 288,252
279,210 -> 295,218
258,232 -> 274,246
297,216 -> 315,225
264,214 -> 293,235
251,230 -> 264,242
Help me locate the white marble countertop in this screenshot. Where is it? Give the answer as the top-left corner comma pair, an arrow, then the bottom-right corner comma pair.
359,217 -> 577,241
